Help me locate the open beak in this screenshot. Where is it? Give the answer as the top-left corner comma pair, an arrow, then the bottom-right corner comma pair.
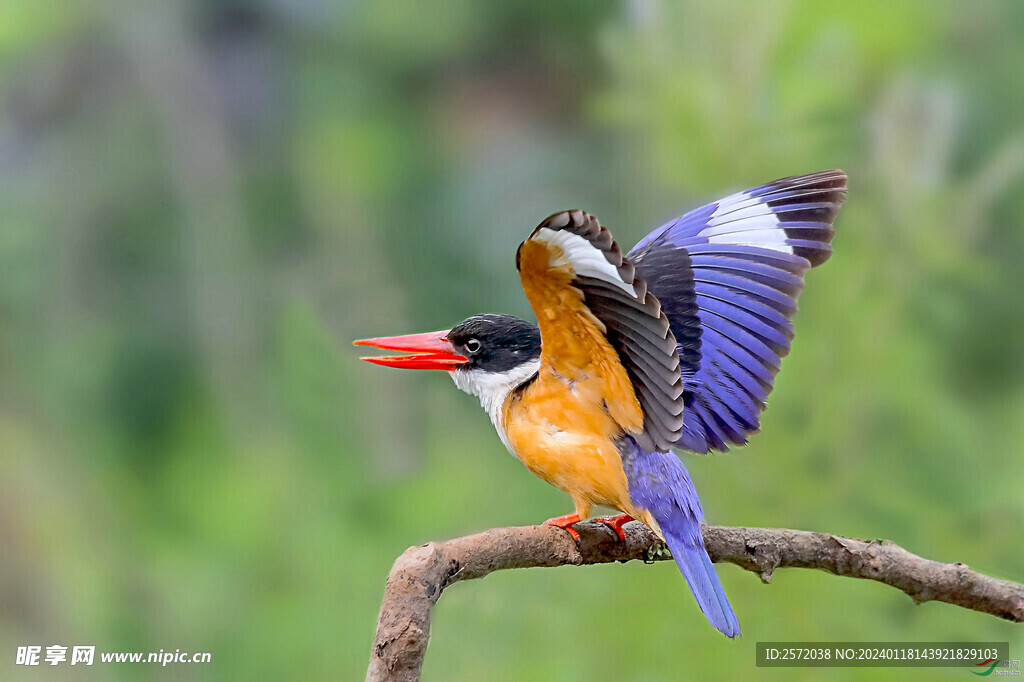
353,329 -> 468,370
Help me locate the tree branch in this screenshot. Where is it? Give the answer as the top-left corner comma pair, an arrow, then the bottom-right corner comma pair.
365,522 -> 1024,681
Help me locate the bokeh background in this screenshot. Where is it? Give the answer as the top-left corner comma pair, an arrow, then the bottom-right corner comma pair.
2,1 -> 1022,680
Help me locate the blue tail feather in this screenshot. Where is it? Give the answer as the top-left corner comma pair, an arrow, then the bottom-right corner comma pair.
657,508 -> 740,638
620,439 -> 740,637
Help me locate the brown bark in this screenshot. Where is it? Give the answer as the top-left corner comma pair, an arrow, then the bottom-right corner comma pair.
366,522 -> 1024,681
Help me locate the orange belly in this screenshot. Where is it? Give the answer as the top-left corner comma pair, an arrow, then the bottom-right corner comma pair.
502,370 -> 639,520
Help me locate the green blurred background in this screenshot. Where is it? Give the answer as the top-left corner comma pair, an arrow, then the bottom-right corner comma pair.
1,1 -> 1022,680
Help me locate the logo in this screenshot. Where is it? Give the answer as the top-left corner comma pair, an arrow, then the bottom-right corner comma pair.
973,659 -> 1001,676
971,658 -> 1022,677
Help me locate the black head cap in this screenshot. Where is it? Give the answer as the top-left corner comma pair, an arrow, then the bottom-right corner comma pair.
446,314 -> 541,373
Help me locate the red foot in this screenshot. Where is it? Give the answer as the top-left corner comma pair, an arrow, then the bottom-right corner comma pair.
593,514 -> 635,542
542,513 -> 582,542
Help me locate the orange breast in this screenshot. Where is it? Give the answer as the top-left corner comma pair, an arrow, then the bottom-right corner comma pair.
502,369 -> 638,518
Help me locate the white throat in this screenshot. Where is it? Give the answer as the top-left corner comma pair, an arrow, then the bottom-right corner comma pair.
450,360 -> 541,453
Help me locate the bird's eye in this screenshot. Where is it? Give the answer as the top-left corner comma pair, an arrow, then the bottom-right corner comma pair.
464,338 -> 481,354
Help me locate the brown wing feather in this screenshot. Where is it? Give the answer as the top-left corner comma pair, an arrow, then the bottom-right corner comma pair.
516,210 -> 684,452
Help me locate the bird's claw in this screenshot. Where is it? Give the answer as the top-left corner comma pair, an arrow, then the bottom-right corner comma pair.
542,513 -> 582,542
593,514 -> 635,542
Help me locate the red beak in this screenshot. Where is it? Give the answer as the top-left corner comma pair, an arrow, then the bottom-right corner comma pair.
353,329 -> 468,370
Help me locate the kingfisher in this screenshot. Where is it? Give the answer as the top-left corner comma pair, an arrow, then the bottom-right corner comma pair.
355,171 -> 847,637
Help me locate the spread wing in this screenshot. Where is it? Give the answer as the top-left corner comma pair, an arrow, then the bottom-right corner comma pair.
629,170 -> 848,453
516,210 -> 697,452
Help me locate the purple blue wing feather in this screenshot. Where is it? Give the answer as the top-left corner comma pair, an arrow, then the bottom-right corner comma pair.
630,170 -> 847,453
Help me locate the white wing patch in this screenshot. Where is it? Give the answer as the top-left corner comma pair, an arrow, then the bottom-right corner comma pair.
709,198 -> 776,224
703,191 -> 792,254
533,227 -> 638,297
709,190 -> 771,219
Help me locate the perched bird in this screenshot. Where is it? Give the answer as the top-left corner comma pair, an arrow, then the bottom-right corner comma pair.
355,171 -> 847,637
